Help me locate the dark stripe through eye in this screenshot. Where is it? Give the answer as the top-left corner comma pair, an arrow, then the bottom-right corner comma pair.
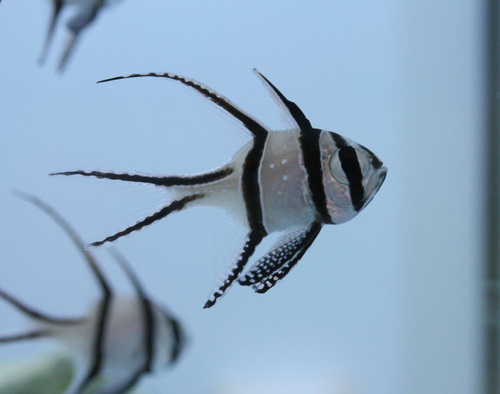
338,146 -> 364,211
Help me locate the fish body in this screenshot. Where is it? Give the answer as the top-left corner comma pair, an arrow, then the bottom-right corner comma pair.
0,193 -> 185,394
54,296 -> 181,394
54,70 -> 387,307
39,0 -> 119,72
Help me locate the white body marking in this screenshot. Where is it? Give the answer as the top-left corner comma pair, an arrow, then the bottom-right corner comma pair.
259,130 -> 314,232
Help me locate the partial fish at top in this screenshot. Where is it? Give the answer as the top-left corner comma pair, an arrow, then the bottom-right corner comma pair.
53,70 -> 387,308
39,0 -> 122,72
0,192 -> 186,394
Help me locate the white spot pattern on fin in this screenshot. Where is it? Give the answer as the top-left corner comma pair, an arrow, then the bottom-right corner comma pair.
238,223 -> 321,292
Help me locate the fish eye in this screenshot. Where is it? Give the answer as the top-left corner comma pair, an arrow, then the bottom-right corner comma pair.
330,147 -> 370,184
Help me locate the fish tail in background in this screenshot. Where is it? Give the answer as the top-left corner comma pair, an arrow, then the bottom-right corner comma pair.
0,288 -> 78,346
0,330 -> 51,344
38,0 -> 63,65
0,288 -> 84,326
57,34 -> 80,74
58,0 -> 104,72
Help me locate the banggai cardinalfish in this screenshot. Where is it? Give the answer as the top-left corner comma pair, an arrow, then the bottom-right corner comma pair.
0,193 -> 185,394
53,70 -> 387,308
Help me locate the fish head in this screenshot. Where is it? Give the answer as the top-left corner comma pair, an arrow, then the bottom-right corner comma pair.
154,305 -> 188,369
320,131 -> 387,224
167,315 -> 187,365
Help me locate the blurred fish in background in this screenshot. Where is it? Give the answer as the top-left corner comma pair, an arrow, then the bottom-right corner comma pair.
0,192 -> 186,394
38,0 -> 124,72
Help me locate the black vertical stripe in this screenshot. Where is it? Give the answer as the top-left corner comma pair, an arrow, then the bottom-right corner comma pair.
254,71 -> 333,223
166,315 -> 185,364
157,308 -> 185,365
110,249 -> 155,373
299,129 -> 333,224
77,284 -> 111,393
13,192 -> 112,393
75,212 -> 113,393
140,301 -> 155,373
338,146 -> 364,211
241,137 -> 268,235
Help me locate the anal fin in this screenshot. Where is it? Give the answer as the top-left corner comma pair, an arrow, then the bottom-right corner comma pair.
239,222 -> 322,293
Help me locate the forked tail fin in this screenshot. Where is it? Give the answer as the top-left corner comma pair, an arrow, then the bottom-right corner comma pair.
90,193 -> 204,247
51,167 -> 219,246
0,288 -> 80,346
50,167 -> 234,187
38,0 -> 63,66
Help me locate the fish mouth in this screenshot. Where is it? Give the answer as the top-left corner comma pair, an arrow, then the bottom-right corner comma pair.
378,167 -> 387,187
373,166 -> 387,195
360,166 -> 387,210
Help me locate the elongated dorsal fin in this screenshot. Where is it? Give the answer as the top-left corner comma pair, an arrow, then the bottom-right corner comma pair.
97,71 -> 269,140
13,191 -> 111,296
13,192 -> 113,393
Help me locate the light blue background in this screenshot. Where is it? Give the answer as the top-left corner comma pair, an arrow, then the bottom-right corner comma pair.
0,1 -> 486,393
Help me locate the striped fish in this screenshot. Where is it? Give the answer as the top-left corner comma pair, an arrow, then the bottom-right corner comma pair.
0,193 -> 185,394
39,0 -> 117,72
53,70 -> 387,308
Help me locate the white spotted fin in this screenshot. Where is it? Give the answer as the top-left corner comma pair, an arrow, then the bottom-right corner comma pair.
238,223 -> 322,293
